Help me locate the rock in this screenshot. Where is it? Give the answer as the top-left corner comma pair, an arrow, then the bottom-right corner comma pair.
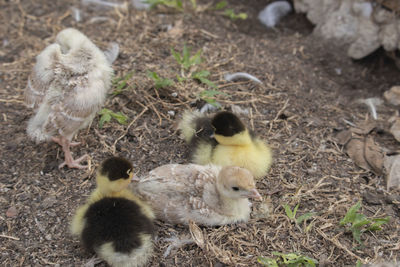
379,22 -> 399,51
383,155 -> 400,190
383,86 -> 400,105
373,7 -> 395,24
389,118 -> 400,142
6,206 -> 18,218
317,1 -> 359,43
352,2 -> 373,18
294,0 -> 400,60
348,18 -> 380,59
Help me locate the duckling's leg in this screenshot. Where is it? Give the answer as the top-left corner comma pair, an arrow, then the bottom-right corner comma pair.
52,136 -> 88,169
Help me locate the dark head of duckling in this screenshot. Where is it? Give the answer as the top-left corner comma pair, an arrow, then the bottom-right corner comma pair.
99,157 -> 133,181
211,111 -> 246,137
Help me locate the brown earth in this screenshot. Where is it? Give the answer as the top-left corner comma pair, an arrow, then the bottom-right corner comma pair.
0,0 -> 399,266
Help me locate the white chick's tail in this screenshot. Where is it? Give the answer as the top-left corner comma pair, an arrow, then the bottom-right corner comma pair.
258,1 -> 292,28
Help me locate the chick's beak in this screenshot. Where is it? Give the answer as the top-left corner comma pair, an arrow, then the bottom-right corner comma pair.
248,188 -> 263,201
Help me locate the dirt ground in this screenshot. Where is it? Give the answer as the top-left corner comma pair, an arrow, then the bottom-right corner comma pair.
1,0 -> 400,266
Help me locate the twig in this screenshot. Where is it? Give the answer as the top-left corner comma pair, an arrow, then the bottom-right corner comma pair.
0,99 -> 25,104
112,107 -> 148,154
0,234 -> 20,240
316,229 -> 363,261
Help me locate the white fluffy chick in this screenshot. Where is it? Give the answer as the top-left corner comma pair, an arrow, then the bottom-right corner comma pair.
133,164 -> 262,226
25,28 -> 113,169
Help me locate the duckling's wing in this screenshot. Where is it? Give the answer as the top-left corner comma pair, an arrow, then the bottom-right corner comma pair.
41,50 -> 109,139
25,44 -> 61,109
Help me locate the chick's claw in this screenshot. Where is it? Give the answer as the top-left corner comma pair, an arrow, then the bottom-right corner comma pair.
59,154 -> 88,169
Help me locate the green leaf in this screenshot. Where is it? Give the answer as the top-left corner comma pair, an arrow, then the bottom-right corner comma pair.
147,71 -> 175,89
190,49 -> 202,66
98,112 -> 111,128
352,227 -> 362,245
189,0 -> 196,8
98,108 -> 128,128
355,260 -> 362,267
237,12 -> 248,20
366,217 -> 390,231
296,212 -> 315,224
176,74 -> 186,83
112,111 -> 128,125
144,0 -> 183,11
340,200 -> 362,226
257,256 -> 279,267
214,0 -> 227,10
192,71 -> 217,88
284,204 -> 294,220
111,71 -> 134,96
171,47 -> 182,65
223,8 -> 248,20
352,214 -> 370,229
147,71 -> 159,80
292,204 -> 299,218
182,44 -> 190,69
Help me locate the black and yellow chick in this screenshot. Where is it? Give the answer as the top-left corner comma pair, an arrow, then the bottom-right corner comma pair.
178,110 -> 272,179
71,157 -> 155,267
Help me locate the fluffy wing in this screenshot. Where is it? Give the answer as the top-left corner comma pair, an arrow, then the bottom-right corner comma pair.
25,44 -> 61,109
135,164 -> 221,224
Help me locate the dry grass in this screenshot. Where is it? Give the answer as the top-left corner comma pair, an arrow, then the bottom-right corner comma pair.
0,0 -> 399,266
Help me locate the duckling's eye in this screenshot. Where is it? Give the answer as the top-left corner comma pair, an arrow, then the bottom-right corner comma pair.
232,187 -> 240,191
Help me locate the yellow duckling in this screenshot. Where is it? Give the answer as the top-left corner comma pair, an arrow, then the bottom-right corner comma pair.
178,110 -> 272,179
71,157 -> 155,267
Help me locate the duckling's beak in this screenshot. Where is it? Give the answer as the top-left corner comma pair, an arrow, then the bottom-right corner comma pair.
248,189 -> 262,201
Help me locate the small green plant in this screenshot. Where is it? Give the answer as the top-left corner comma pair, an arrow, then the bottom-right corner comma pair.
98,108 -> 128,128
147,71 -> 175,89
283,204 -> 315,225
214,0 -> 227,10
355,260 -> 362,267
258,252 -> 318,267
171,44 -> 202,71
198,90 -> 227,108
145,0 -> 183,11
340,200 -> 390,246
191,70 -> 216,88
223,8 -> 247,20
111,72 -> 134,96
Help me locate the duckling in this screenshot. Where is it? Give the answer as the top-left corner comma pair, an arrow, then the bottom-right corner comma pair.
133,163 -> 262,226
71,157 -> 155,267
178,110 -> 272,179
25,28 -> 113,169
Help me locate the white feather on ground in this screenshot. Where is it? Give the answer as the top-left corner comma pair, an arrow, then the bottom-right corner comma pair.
70,7 -> 81,22
357,98 -> 383,120
25,28 -> 113,169
81,0 -> 128,10
224,72 -> 262,84
103,42 -> 119,64
258,1 -> 292,28
131,0 -> 150,10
